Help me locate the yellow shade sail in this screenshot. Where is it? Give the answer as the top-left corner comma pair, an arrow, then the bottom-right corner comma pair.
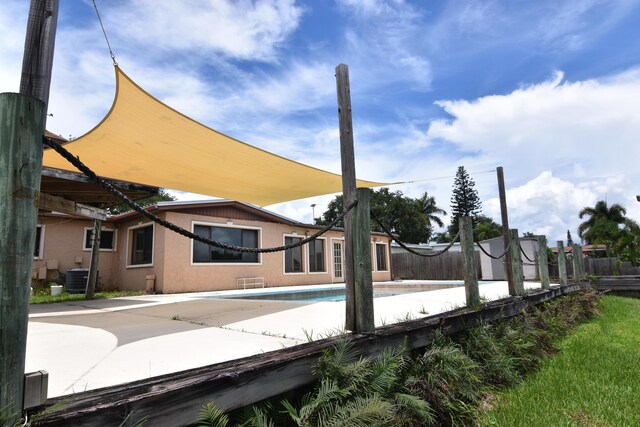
43,67 -> 385,207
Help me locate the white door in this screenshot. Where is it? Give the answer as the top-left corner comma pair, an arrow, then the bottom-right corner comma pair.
332,240 -> 344,282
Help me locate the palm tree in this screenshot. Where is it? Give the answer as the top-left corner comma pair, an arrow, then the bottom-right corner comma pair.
419,192 -> 447,229
578,200 -> 627,243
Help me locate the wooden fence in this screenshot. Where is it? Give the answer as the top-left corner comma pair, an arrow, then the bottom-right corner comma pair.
548,257 -> 640,278
584,258 -> 640,276
392,252 -> 481,280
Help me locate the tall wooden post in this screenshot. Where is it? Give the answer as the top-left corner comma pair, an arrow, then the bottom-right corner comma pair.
508,229 -> 525,296
336,64 -> 357,331
85,219 -> 102,299
497,167 -> 515,295
571,244 -> 582,284
556,240 -> 568,286
0,94 -> 45,422
0,1 -> 57,418
353,188 -> 374,332
460,216 -> 480,307
537,235 -> 550,289
577,246 -> 586,280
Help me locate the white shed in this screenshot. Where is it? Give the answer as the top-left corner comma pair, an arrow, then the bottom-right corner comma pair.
479,236 -> 540,280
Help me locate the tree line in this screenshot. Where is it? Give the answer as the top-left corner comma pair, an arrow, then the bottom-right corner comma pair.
316,166 -> 502,244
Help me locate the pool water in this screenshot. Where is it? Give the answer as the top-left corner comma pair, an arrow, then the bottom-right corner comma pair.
216,283 -> 462,303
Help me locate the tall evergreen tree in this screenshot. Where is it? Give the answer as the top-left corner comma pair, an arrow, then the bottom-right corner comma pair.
567,230 -> 574,247
448,166 -> 482,237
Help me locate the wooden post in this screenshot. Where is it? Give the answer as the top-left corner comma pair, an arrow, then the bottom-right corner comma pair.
575,245 -> 586,283
353,188 -> 374,332
556,240 -> 568,286
537,235 -> 550,289
0,95 -> 45,418
336,64 -> 357,331
508,229 -> 525,296
85,219 -> 101,299
1,0 -> 57,418
497,167 -> 516,295
460,216 -> 480,307
571,244 -> 581,284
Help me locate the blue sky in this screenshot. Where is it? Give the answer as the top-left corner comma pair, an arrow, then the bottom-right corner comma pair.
2,0 -> 640,244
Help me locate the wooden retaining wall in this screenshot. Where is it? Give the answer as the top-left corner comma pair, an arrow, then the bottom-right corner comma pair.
32,285 -> 579,427
392,252 -> 481,280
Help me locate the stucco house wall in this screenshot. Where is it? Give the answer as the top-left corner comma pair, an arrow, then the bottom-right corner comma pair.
32,214 -> 118,287
34,201 -> 392,293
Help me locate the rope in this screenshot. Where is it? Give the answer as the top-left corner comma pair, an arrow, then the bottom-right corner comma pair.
370,212 -> 460,257
475,240 -> 511,260
92,0 -> 117,66
520,245 -> 535,263
43,136 -> 356,253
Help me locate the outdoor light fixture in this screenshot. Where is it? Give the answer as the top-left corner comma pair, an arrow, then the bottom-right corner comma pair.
636,195 -> 640,202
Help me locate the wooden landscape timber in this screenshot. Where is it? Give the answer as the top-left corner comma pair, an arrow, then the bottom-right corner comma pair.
591,276 -> 640,298
32,284 -> 580,427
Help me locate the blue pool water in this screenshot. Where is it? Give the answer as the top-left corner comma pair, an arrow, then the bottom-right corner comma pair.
213,284 -> 463,303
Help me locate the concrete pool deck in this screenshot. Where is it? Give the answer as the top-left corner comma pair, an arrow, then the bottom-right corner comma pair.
26,280 -> 548,398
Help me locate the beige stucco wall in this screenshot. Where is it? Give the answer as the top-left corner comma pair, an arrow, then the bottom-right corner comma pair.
114,217 -> 160,292
34,210 -> 392,293
32,215 -> 118,288
157,212 -> 392,293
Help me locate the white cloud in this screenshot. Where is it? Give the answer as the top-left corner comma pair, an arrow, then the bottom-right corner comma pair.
109,0 -> 304,62
427,69 -> 640,242
484,172 -> 597,242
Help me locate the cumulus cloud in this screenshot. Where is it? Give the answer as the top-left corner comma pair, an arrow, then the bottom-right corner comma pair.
109,0 -> 304,62
427,69 -> 640,241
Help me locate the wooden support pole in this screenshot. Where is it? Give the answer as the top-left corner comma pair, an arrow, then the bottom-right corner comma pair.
0,1 -> 58,418
576,245 -> 587,283
336,64 -> 357,331
0,94 -> 45,419
497,167 -> 516,295
85,219 -> 101,299
353,188 -> 374,333
508,229 -> 525,296
537,235 -> 551,289
556,240 -> 568,286
459,216 -> 480,307
571,244 -> 582,284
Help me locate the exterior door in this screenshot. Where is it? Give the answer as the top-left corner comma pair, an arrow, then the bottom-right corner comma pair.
332,240 -> 344,282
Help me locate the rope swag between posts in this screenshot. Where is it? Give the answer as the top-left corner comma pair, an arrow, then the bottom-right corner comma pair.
520,245 -> 535,263
475,241 -> 511,260
43,136 -> 357,254
370,212 -> 461,258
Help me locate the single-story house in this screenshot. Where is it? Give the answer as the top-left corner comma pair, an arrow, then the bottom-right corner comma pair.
478,236 -> 539,281
32,200 -> 392,293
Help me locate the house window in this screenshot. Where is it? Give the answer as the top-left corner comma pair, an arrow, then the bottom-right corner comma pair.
284,236 -> 304,273
130,225 -> 153,265
193,225 -> 259,263
308,239 -> 326,272
34,225 -> 44,259
84,228 -> 116,251
376,243 -> 388,271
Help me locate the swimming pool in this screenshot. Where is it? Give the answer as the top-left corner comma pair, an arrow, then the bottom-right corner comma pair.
212,282 -> 463,303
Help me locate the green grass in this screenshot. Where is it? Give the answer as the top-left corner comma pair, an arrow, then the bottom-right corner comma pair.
481,296 -> 640,427
30,289 -> 144,304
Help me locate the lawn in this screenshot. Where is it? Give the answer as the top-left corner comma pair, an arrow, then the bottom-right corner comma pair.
481,295 -> 640,426
30,289 -> 144,304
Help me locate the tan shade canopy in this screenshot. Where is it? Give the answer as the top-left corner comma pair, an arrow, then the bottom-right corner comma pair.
43,67 -> 385,207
